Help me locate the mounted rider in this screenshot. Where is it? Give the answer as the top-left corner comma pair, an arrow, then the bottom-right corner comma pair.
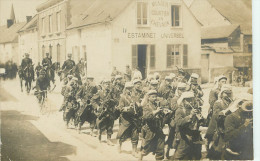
62,53 -> 76,78
42,53 -> 52,67
20,53 -> 34,80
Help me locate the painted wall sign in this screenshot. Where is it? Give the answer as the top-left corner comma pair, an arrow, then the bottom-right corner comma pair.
126,32 -> 184,39
150,0 -> 171,27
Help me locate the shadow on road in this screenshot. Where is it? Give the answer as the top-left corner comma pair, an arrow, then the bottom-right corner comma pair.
1,110 -> 76,161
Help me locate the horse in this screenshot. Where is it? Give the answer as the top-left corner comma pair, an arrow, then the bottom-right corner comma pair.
23,65 -> 34,94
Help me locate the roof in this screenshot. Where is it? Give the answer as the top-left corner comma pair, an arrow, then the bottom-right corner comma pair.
201,24 -> 239,39
66,0 -> 134,30
0,22 -> 26,44
208,0 -> 252,35
18,15 -> 38,32
36,0 -> 64,12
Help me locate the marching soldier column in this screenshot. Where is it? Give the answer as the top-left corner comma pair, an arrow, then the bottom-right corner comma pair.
18,52 -> 253,161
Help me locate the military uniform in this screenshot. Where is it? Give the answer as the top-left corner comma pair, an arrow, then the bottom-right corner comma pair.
91,88 -> 117,142
63,81 -> 79,126
141,101 -> 165,160
42,57 -> 52,67
172,105 -> 202,160
35,71 -> 49,103
116,93 -> 142,149
35,64 -> 42,77
21,57 -> 33,70
223,109 -> 253,160
158,82 -> 172,100
62,59 -> 75,77
75,82 -> 98,131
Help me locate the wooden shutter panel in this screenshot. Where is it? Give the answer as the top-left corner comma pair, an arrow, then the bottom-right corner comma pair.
167,45 -> 171,67
132,45 -> 138,68
150,45 -> 155,68
183,44 -> 188,68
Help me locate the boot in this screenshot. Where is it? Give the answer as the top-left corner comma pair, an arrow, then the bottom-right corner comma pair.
132,144 -> 138,158
118,142 -> 122,153
138,152 -> 143,161
165,146 -> 170,159
107,135 -> 114,146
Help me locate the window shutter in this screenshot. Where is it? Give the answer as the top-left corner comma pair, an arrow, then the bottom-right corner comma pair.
167,45 -> 171,67
183,44 -> 188,68
132,45 -> 138,68
150,45 -> 155,68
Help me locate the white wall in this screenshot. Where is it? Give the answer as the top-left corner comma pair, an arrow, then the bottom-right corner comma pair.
111,0 -> 201,73
0,43 -> 18,64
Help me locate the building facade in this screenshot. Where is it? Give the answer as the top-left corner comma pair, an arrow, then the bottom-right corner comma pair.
18,16 -> 39,64
37,0 -> 67,64
66,0 -> 202,81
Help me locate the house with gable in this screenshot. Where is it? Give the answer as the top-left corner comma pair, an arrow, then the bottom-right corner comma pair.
66,0 -> 202,81
186,0 -> 252,83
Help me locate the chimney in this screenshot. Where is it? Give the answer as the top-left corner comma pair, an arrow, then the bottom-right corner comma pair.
26,16 -> 32,23
7,19 -> 14,28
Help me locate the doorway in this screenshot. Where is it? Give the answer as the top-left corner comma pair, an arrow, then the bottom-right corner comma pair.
138,45 -> 147,79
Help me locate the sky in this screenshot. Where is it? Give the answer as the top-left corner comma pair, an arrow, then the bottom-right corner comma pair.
0,0 -> 45,26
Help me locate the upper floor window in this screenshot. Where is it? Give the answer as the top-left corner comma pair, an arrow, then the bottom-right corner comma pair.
137,1 -> 149,26
56,12 -> 61,32
49,15 -> 53,33
42,18 -> 45,34
171,5 -> 181,27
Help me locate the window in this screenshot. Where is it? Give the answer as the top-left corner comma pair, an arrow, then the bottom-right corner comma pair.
56,12 -> 61,32
49,15 -> 53,33
171,5 -> 181,27
150,45 -> 155,68
42,18 -> 45,34
137,1 -> 148,26
183,44 -> 188,68
57,44 -> 60,62
167,45 -> 181,67
132,45 -> 138,68
49,45 -> 52,57
248,44 -> 252,53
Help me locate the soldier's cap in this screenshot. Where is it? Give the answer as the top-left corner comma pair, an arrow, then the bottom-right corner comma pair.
218,75 -> 227,81
125,82 -> 134,89
169,73 -> 176,78
67,53 -> 72,56
191,73 -> 199,79
154,72 -> 160,79
147,90 -> 157,96
25,53 -> 29,56
241,101 -> 253,112
177,91 -> 194,105
221,84 -> 232,93
150,80 -> 159,85
72,77 -> 78,81
46,53 -> 49,55
177,82 -> 187,90
126,64 -> 130,67
115,75 -> 123,80
39,71 -> 46,75
165,76 -> 173,81
133,79 -> 142,84
67,75 -> 73,79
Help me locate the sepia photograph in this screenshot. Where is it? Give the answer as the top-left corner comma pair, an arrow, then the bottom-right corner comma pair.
0,0 -> 255,160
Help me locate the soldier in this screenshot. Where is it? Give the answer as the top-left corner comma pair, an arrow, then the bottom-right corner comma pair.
117,82 -> 142,157
172,91 -> 202,160
34,70 -> 49,103
124,65 -> 132,81
141,79 -> 159,107
158,76 -> 173,100
59,75 -> 74,112
21,53 -> 33,70
42,53 -> 52,67
139,90 -> 165,161
35,62 -> 42,78
165,82 -> 187,158
63,77 -> 79,128
75,75 -> 98,134
111,75 -> 124,105
205,84 -> 233,159
207,75 -> 227,125
131,79 -> 144,106
62,53 -> 76,77
223,96 -> 253,160
91,79 -> 117,145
